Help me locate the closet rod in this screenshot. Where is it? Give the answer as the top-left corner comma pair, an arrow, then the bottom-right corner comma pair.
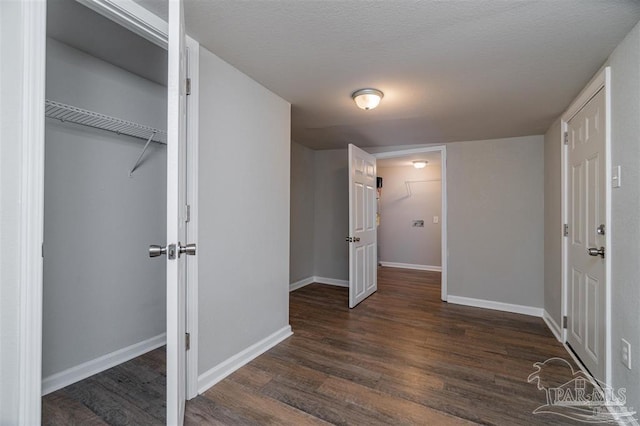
45,100 -> 167,144
405,179 -> 442,196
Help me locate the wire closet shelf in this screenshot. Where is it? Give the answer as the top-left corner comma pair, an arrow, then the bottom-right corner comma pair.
45,100 -> 167,144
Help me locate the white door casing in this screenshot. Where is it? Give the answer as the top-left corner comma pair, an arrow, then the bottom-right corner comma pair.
167,0 -> 187,423
348,144 -> 378,308
565,84 -> 608,384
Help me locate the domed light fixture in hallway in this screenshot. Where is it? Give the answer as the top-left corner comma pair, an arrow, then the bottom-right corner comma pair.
352,88 -> 384,110
413,160 -> 428,169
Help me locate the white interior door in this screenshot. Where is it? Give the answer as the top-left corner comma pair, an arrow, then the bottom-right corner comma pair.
566,88 -> 607,382
348,144 -> 377,308
167,0 -> 187,423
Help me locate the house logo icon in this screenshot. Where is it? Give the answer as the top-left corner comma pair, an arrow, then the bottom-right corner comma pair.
528,357 -> 637,424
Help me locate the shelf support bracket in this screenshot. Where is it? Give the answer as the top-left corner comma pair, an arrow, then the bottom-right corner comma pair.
129,131 -> 156,177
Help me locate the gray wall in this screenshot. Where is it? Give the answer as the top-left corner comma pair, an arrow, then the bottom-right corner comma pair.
313,149 -> 349,280
378,165 -> 442,267
290,141 -> 315,283
198,46 -> 291,374
607,20 -> 640,410
42,39 -> 167,377
447,136 -> 544,307
543,118 -> 562,324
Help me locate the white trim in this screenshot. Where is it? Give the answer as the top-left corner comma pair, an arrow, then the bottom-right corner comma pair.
42,334 -> 166,396
76,0 -> 168,48
290,276 -> 315,292
374,145 -> 448,301
543,310 -> 563,342
314,276 -> 349,287
185,35 -> 200,401
560,121 -> 568,345
197,326 -> 292,394
447,295 -> 544,317
379,261 -> 442,272
16,1 -> 46,424
290,276 -> 350,291
560,67 -> 611,384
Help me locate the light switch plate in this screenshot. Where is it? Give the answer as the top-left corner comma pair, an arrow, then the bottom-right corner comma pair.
621,338 -> 632,370
433,216 -> 439,224
612,165 -> 621,188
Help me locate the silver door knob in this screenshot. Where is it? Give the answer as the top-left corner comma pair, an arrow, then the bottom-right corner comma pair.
354,237 -> 360,242
587,247 -> 605,258
179,243 -> 196,256
149,245 -> 167,257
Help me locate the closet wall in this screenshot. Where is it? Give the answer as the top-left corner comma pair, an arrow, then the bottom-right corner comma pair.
377,164 -> 442,268
43,38 -> 167,383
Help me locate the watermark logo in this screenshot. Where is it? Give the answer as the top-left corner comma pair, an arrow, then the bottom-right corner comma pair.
528,357 -> 637,424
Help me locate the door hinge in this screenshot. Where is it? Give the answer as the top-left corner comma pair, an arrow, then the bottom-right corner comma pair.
42,242 -> 44,258
185,204 -> 191,223
564,224 -> 569,237
563,316 -> 568,329
186,78 -> 191,96
563,131 -> 569,145
186,332 -> 190,350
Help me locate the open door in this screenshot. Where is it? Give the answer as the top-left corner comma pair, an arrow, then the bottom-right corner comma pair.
166,0 -> 190,423
348,144 -> 378,308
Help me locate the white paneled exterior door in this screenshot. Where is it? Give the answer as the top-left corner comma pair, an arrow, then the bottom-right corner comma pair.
167,0 -> 188,423
348,144 -> 377,308
566,88 -> 607,383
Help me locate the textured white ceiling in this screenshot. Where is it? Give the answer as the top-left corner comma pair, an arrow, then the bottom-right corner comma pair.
136,1 -> 640,150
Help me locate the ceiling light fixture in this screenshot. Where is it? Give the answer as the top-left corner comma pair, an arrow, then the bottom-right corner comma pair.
352,88 -> 384,110
413,160 -> 428,169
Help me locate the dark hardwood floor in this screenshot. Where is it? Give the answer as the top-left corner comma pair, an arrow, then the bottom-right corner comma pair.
44,267 -> 583,425
43,347 -> 166,425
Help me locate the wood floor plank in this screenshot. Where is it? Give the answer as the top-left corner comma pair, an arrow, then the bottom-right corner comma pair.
42,390 -> 110,426
317,375 -> 475,425
201,379 -> 330,425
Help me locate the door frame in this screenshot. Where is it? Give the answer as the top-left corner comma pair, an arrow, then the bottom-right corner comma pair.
374,145 -> 448,301
16,0 -> 201,421
560,67 -> 611,384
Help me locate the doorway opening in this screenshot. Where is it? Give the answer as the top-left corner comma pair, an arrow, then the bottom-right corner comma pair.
374,146 -> 448,301
42,0 -> 168,422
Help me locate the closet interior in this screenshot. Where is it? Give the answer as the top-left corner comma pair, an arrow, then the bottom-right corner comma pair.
42,0 -> 168,422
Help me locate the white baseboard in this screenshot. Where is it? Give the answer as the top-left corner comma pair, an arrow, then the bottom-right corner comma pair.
42,333 -> 166,396
290,276 -> 349,291
313,276 -> 348,287
447,295 -> 543,317
543,310 -> 563,342
289,276 -> 315,292
197,325 -> 292,395
379,261 -> 442,272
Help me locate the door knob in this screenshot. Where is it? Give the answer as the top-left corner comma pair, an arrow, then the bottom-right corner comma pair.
179,243 -> 196,256
149,245 -> 167,257
587,247 -> 605,258
149,244 -> 177,259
